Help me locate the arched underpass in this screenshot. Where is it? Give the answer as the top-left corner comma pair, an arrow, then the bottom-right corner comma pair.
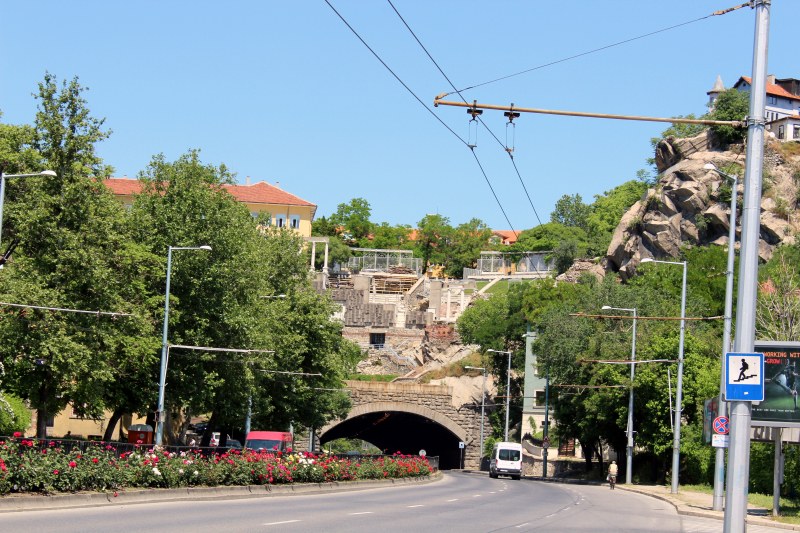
320,410 -> 463,469
317,381 -> 482,470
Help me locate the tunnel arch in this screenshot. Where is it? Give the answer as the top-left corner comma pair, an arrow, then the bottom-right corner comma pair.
319,401 -> 469,469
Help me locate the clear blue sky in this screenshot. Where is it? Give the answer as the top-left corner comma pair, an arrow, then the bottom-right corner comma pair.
2,1 -> 797,231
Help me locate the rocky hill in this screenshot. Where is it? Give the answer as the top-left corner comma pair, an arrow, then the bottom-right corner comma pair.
605,131 -> 800,279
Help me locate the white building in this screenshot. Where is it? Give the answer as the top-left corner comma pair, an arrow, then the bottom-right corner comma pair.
708,74 -> 800,142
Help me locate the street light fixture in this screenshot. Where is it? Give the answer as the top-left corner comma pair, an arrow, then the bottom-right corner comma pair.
640,257 -> 687,494
0,169 -> 58,248
601,305 -> 637,485
465,365 -> 487,461
487,349 -> 513,441
704,162 -> 739,511
155,245 -> 212,446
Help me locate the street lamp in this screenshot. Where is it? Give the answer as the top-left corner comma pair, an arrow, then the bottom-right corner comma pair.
704,162 -> 739,511
465,365 -> 487,462
488,349 -> 513,441
155,245 -> 212,446
0,168 -> 58,248
602,305 -> 637,485
640,257 -> 687,494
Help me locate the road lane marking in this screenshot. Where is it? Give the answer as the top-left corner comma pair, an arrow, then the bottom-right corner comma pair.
407,505 -> 424,508
473,494 -> 482,497
447,498 -> 459,502
264,520 -> 300,526
515,523 -> 530,528
489,491 -> 496,494
349,512 -> 374,515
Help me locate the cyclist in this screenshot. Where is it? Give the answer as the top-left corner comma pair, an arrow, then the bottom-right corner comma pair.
608,460 -> 618,490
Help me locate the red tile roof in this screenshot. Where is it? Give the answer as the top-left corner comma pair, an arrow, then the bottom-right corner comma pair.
492,230 -> 519,245
736,76 -> 800,102
103,178 -> 316,208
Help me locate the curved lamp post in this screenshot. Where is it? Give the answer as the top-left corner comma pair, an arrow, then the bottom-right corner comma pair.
465,365 -> 487,461
704,162 -> 739,511
640,257 -> 687,494
488,349 -> 513,441
0,169 -> 57,247
602,305 -> 637,485
155,245 -> 212,446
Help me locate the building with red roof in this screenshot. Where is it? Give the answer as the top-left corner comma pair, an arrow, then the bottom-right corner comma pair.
104,178 -> 317,237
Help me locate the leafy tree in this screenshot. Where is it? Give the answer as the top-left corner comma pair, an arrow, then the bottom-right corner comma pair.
550,194 -> 590,230
708,89 -> 749,145
128,150 -> 356,443
511,222 -> 589,258
585,180 -> 647,256
311,216 -> 338,237
443,218 -> 492,278
370,222 -> 412,250
0,74 -> 159,437
757,248 -> 800,341
414,214 -> 452,271
329,198 -> 373,246
0,392 -> 31,435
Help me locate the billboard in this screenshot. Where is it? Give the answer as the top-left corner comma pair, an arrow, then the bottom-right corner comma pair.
752,341 -> 800,426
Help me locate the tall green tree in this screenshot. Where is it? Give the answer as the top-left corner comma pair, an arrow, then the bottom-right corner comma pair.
0,74 -> 158,437
414,214 -> 452,271
550,194 -> 590,230
128,150 -> 356,443
329,198 -> 373,246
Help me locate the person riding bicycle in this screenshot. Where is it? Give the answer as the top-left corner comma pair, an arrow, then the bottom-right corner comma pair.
608,460 -> 618,490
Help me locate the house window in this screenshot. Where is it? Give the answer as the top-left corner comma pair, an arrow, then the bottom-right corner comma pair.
794,125 -> 800,140
768,96 -> 778,105
535,390 -> 546,406
275,215 -> 286,228
369,332 -> 385,347
778,125 -> 785,140
290,215 -> 300,229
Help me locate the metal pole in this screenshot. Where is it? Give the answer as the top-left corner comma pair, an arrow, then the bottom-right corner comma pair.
710,168 -> 738,511
773,429 -> 782,517
626,309 -> 637,485
671,261 -> 687,494
543,373 -> 549,478
505,351 -> 511,441
155,245 -> 211,446
245,395 -> 252,436
480,369 -> 486,459
155,247 -> 174,446
725,2 -> 770,531
0,171 -> 6,249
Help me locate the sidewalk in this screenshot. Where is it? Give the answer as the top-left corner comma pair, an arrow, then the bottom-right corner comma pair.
618,484 -> 800,531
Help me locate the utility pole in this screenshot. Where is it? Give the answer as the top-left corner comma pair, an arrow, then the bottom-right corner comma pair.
724,2 -> 770,532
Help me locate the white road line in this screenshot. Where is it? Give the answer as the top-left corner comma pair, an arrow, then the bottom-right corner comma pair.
447,498 -> 459,502
264,520 -> 301,526
348,512 -> 374,515
489,491 -> 496,494
407,505 -> 424,508
515,523 -> 530,528
473,494 -> 482,498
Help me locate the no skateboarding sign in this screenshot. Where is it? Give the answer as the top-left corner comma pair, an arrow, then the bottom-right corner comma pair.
725,352 -> 765,401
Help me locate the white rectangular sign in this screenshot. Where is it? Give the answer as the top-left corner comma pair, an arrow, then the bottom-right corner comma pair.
712,434 -> 730,448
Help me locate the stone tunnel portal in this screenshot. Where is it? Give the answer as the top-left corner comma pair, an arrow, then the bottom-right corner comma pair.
320,410 -> 464,469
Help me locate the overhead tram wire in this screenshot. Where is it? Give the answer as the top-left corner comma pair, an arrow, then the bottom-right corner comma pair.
326,0 -> 521,240
386,0 -> 542,230
443,2 -> 753,97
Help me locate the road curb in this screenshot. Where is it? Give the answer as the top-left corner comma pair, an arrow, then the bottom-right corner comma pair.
617,485 -> 800,531
0,472 -> 442,513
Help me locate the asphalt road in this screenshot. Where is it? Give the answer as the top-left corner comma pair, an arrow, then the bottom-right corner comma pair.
0,472 -> 694,533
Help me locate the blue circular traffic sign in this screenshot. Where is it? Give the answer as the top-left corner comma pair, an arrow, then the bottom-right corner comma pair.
713,416 -> 729,435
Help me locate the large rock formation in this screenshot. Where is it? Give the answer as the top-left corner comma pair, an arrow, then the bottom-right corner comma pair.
606,131 -> 800,280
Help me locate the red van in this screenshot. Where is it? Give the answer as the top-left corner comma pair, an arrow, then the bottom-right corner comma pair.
245,431 -> 293,452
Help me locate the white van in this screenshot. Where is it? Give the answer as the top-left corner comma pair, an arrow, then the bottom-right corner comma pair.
489,442 -> 522,480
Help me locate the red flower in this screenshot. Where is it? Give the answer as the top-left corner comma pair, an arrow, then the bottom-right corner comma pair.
92,458 -> 99,464
69,461 -> 77,468
12,432 -> 22,438
53,469 -> 59,475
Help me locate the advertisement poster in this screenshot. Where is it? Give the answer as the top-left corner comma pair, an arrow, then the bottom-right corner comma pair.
752,346 -> 800,425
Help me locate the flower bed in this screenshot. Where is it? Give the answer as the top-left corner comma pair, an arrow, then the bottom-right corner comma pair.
0,434 -> 433,495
